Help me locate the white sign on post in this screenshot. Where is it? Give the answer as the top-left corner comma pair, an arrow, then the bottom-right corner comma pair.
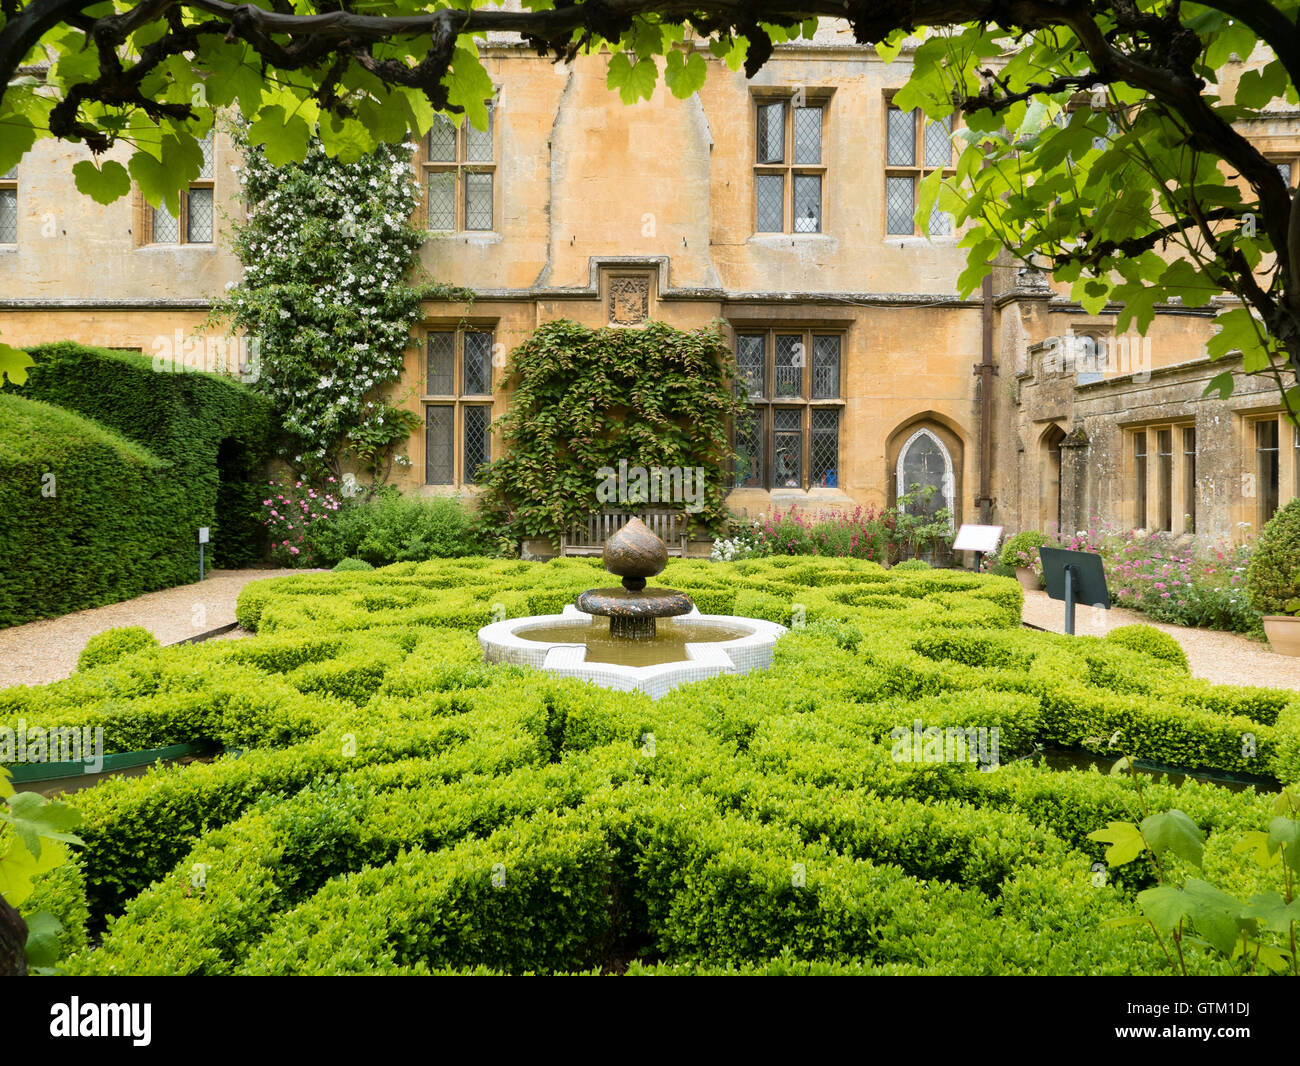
197,527 -> 210,544
952,524 -> 1003,554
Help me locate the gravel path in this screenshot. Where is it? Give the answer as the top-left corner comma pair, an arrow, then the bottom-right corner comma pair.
1020,589 -> 1300,691
0,569 -> 314,688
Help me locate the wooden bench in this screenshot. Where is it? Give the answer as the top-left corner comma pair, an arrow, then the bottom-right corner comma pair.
560,509 -> 689,557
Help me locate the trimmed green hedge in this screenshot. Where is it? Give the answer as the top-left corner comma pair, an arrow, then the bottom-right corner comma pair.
1247,497 -> 1300,616
0,395 -> 168,627
1,342 -> 274,625
4,556 -> 1294,975
76,626 -> 160,672
1106,624 -> 1189,671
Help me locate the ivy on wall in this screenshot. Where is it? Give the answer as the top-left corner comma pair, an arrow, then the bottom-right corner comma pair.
212,128 -> 431,484
477,320 -> 745,545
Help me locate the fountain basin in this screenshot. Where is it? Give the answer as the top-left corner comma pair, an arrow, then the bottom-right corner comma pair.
478,605 -> 786,699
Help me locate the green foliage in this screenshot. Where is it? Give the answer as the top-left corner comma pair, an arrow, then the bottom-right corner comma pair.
893,559 -> 932,572
1,766 -> 84,971
0,394 -> 166,627
1105,625 -> 1190,673
1247,499 -> 1300,616
305,490 -> 494,566
1000,530 -> 1048,569
3,340 -> 274,600
1091,777 -> 1300,975
212,130 -> 429,483
332,558 -> 375,572
476,320 -> 745,545
77,627 -> 161,672
0,556 -> 1292,974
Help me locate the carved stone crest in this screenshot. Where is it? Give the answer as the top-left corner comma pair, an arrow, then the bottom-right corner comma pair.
608,276 -> 650,325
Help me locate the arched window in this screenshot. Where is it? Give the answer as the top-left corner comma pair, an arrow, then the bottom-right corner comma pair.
895,427 -> 955,530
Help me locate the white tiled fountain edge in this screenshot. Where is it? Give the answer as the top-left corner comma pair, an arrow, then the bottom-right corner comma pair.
478,605 -> 787,699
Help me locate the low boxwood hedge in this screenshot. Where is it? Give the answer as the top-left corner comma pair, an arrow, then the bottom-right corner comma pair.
4,556 -> 1293,975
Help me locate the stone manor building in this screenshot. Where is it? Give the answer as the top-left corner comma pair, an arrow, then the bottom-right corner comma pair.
3,23 -> 1298,548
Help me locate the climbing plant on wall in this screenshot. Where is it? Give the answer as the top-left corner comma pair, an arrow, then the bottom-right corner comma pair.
212,127 -> 430,485
477,319 -> 745,545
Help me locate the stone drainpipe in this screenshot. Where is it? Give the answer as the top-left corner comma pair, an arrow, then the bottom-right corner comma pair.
976,273 -> 997,523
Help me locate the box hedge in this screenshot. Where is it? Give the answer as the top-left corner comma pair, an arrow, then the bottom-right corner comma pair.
4,556 -> 1294,975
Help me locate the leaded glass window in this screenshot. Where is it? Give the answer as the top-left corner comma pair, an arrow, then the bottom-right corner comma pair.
427,172 -> 455,231
811,409 -> 839,487
812,335 -> 840,398
755,94 -> 827,234
733,407 -> 764,488
755,173 -> 784,232
152,205 -> 180,243
0,165 -> 15,242
887,107 -> 915,166
463,331 -> 492,394
793,106 -> 822,165
150,132 -> 214,244
736,334 -> 766,397
884,101 -> 956,237
773,410 -> 803,488
424,328 -> 496,486
793,174 -> 821,233
426,406 -> 454,485
0,188 -> 15,243
423,102 -> 497,233
427,333 -> 455,394
897,430 -> 952,521
465,172 -> 493,231
757,102 -> 785,164
885,176 -> 913,235
186,187 -> 213,242
774,335 -> 804,398
463,406 -> 491,484
731,328 -> 845,492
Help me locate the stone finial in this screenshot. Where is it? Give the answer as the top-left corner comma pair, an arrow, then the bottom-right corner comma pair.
602,516 -> 668,593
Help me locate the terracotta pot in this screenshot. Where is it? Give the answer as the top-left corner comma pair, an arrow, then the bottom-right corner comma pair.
1263,615 -> 1300,656
1015,567 -> 1040,592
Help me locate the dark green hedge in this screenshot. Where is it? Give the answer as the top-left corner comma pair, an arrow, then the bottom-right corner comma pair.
0,395 -> 169,627
0,343 -> 275,624
21,342 -> 275,568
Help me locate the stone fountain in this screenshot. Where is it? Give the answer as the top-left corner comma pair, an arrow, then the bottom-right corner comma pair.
477,518 -> 786,698
574,517 -> 693,640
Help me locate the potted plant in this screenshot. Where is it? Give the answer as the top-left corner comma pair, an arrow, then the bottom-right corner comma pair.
1000,530 -> 1049,591
1246,498 -> 1300,655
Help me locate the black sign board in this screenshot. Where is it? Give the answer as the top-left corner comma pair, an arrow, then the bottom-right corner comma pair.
1039,546 -> 1110,635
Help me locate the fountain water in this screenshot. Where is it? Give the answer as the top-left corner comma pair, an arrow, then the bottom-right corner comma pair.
477,518 -> 785,697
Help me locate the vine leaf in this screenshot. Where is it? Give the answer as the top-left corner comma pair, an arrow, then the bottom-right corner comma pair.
1140,809 -> 1204,869
1087,820 -> 1146,866
0,343 -> 34,386
72,160 -> 132,205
